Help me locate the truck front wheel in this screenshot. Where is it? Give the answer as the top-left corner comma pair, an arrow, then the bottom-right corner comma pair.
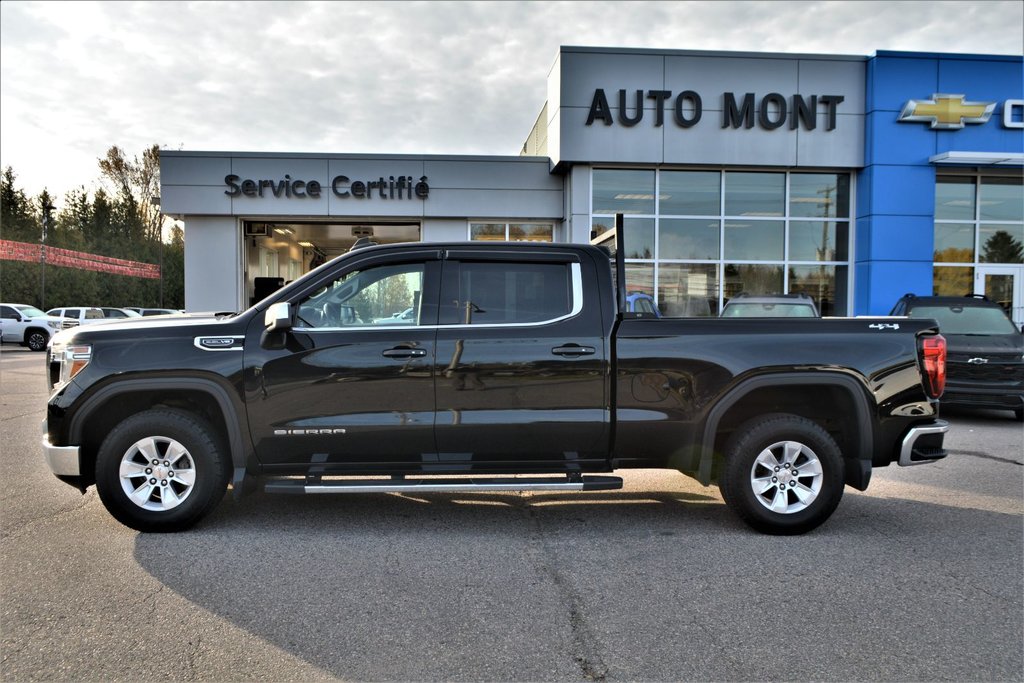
25,330 -> 48,351
720,414 -> 844,535
95,409 -> 229,532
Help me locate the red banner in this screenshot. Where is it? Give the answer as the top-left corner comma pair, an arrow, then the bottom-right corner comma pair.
0,240 -> 160,279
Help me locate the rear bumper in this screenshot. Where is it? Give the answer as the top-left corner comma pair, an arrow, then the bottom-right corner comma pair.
42,418 -> 80,476
899,420 -> 949,466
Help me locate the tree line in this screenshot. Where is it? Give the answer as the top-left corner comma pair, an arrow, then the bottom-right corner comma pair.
0,145 -> 184,310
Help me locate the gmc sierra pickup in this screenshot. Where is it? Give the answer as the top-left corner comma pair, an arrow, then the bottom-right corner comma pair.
42,236 -> 949,534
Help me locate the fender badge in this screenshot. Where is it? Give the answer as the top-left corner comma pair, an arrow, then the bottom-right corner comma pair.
868,323 -> 900,330
199,337 -> 237,349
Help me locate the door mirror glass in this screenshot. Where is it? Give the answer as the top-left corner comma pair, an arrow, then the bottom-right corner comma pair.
265,302 -> 292,332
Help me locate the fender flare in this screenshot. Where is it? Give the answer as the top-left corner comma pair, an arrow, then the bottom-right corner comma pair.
697,372 -> 874,488
69,376 -> 253,495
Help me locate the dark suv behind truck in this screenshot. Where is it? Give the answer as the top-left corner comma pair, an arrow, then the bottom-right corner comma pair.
890,293 -> 1024,420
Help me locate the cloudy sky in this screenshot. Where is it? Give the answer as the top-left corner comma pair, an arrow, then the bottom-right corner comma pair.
1,0 -> 1022,205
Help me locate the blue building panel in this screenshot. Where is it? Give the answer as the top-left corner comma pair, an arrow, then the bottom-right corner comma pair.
856,214 -> 935,263
938,58 -> 1023,102
866,56 -> 939,113
935,118 -> 1024,155
865,110 -> 937,166
855,260 -> 935,315
861,164 -> 936,217
855,51 -> 1021,316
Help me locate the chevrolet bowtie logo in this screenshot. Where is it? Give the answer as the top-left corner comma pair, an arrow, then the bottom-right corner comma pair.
898,94 -> 996,130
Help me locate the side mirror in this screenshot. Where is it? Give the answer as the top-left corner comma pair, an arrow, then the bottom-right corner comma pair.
264,302 -> 292,332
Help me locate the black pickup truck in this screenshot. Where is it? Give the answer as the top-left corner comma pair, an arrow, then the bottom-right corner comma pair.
43,238 -> 949,534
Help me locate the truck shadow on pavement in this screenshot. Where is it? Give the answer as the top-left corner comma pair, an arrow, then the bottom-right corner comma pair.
131,487 -> 1023,682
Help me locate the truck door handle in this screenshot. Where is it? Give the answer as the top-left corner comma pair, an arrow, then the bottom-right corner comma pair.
382,347 -> 426,359
552,345 -> 596,357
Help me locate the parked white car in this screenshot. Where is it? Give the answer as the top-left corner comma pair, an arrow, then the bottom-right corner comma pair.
46,307 -> 108,326
0,303 -> 73,351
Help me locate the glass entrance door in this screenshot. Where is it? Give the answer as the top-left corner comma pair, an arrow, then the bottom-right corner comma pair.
975,266 -> 1024,328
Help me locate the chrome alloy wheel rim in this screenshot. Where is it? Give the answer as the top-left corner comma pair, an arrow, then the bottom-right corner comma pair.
749,440 -> 824,514
118,437 -> 196,511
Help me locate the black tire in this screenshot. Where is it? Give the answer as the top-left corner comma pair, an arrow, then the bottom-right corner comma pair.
25,330 -> 48,352
95,409 -> 229,532
720,413 -> 845,535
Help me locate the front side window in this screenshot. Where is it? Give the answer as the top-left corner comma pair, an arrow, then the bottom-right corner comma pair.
297,263 -> 424,328
441,261 -> 572,325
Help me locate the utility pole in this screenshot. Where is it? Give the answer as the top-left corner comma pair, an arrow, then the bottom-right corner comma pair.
39,197 -> 55,310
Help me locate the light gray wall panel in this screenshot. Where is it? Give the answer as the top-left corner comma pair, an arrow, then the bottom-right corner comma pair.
558,51 -> 666,108
664,55 -> 799,97
553,48 -> 866,169
326,196 -> 425,218
230,157 -> 329,182
161,185 -> 231,215
161,155 -> 231,186
797,59 -> 866,112
424,219 -> 471,242
796,114 -> 865,167
422,159 -> 560,190
570,213 -> 593,244
546,51 -> 562,126
326,158 -> 427,183
183,217 -> 240,312
663,125 -> 799,166
230,193 -> 329,216
557,106 -> 665,164
426,189 -> 563,218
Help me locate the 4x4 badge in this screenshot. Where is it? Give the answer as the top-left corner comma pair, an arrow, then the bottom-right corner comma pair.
868,323 -> 900,330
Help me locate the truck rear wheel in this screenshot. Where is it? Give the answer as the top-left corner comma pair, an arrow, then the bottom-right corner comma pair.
720,413 -> 844,535
95,409 -> 229,532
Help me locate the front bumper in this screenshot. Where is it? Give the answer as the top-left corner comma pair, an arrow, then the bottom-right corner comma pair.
941,386 -> 1024,411
898,420 -> 950,466
42,418 -> 80,476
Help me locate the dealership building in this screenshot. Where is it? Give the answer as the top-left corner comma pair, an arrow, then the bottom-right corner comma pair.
160,46 -> 1024,324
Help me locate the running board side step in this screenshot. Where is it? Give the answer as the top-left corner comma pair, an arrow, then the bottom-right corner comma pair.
264,475 -> 623,494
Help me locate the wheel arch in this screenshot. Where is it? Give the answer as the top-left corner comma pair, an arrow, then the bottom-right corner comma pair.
698,372 -> 874,490
68,377 -> 252,495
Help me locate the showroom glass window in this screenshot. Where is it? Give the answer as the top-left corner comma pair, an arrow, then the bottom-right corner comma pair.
592,169 -> 851,316
933,173 -> 1024,295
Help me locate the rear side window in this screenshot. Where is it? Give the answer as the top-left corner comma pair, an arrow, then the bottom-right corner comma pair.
441,261 -> 572,325
85,309 -> 104,320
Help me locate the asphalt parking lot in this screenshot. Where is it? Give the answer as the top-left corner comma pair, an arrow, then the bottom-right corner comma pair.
1,345 -> 1022,682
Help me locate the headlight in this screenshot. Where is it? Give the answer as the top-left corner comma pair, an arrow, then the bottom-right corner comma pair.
58,344 -> 92,386
47,320 -> 61,330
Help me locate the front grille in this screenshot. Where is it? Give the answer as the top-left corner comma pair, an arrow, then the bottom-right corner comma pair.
61,320 -> 79,329
947,359 -> 1024,384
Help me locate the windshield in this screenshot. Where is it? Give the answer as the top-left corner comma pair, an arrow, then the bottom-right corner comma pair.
721,303 -> 817,317
14,305 -> 46,317
908,305 -> 1019,335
